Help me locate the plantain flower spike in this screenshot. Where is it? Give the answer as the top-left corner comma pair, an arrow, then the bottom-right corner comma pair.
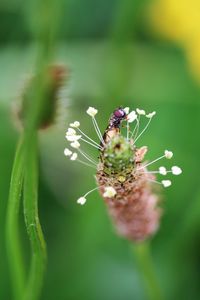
64,106 -> 182,242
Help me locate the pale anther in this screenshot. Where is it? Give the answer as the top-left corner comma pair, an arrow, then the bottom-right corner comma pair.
162,180 -> 172,188
66,135 -> 82,142
127,111 -> 137,123
146,111 -> 156,118
165,150 -> 173,159
103,187 -> 117,198
86,107 -> 98,117
70,121 -> 80,128
70,153 -> 78,160
77,197 -> 86,205
136,108 -> 146,115
124,107 -> 130,114
70,141 -> 80,149
159,166 -> 167,175
171,166 -> 182,175
64,148 -> 72,156
66,128 -> 76,136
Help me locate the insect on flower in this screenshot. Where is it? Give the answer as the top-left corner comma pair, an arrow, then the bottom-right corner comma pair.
64,106 -> 182,242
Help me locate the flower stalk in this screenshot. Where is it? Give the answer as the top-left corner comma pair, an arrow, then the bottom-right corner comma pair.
5,135 -> 25,300
23,133 -> 47,300
6,1 -> 64,298
133,242 -> 163,300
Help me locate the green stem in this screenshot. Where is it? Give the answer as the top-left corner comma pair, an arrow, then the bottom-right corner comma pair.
21,2 -> 60,298
23,133 -> 47,300
5,135 -> 25,300
132,242 -> 163,300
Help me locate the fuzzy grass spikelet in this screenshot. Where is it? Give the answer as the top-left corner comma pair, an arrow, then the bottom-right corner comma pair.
14,65 -> 68,130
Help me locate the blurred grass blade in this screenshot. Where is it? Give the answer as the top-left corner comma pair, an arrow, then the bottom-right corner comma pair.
171,187 -> 200,250
5,135 -> 25,300
110,0 -> 147,42
133,242 -> 163,300
23,133 -> 47,300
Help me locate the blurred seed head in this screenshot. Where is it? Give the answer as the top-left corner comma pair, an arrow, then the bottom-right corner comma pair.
13,64 -> 70,131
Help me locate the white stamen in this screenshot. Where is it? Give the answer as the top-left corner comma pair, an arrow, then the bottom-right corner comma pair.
147,179 -> 162,185
77,128 -> 101,148
162,180 -> 172,188
77,197 -> 86,205
77,186 -> 101,205
165,150 -> 173,159
70,141 -> 80,149
136,108 -> 146,115
92,117 -> 105,145
137,154 -> 166,170
103,187 -> 117,198
171,166 -> 182,175
146,111 -> 156,118
134,114 -> 155,143
127,122 -> 130,141
84,186 -> 100,197
66,135 -> 82,142
142,171 -> 161,174
78,149 -> 97,165
86,107 -> 98,117
70,121 -> 80,128
142,165 -> 181,176
86,106 -> 104,144
143,168 -> 167,175
127,110 -> 137,123
64,148 -> 72,156
66,128 -> 76,136
159,166 -> 167,175
81,137 -> 102,150
70,153 -> 78,160
77,159 -> 96,169
124,107 -> 130,114
130,115 -> 140,140
147,178 -> 171,188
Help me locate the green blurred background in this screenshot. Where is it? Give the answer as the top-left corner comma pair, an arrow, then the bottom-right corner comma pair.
1,0 -> 200,299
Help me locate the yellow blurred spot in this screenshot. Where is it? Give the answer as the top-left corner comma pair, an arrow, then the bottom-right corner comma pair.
148,0 -> 200,81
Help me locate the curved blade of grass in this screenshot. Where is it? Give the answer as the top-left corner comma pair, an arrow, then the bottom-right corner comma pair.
132,242 -> 163,300
5,135 -> 25,300
23,133 -> 47,300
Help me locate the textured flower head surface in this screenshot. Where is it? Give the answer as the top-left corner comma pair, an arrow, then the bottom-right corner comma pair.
64,106 -> 182,242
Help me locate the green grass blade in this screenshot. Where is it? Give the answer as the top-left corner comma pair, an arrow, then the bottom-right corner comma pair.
23,133 -> 47,300
5,135 -> 26,300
